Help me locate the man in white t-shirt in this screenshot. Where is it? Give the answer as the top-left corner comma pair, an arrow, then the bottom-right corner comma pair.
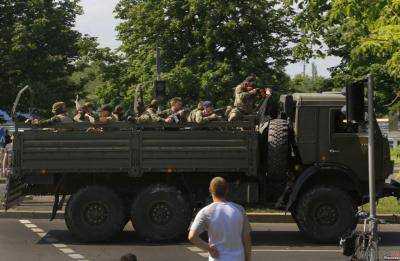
188,177 -> 252,261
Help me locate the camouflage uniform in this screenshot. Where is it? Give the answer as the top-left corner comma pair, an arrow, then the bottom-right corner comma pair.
34,102 -> 73,126
187,102 -> 204,123
138,108 -> 163,123
159,108 -> 188,123
228,84 -> 257,121
194,110 -> 221,124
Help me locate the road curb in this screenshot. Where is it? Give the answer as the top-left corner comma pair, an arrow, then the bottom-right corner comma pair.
1,210 -> 399,223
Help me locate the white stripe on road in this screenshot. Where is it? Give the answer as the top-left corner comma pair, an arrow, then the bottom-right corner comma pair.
19,220 -> 90,261
187,247 -> 203,252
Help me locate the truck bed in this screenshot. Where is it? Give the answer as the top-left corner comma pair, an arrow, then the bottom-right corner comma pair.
13,126 -> 259,178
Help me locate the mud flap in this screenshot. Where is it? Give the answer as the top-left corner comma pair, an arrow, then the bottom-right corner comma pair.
4,175 -> 26,211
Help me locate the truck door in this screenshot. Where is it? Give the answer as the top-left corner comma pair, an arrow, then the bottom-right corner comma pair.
328,108 -> 369,181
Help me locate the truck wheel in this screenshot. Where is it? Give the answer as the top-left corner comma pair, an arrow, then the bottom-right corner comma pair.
267,119 -> 289,181
295,186 -> 357,243
131,184 -> 191,242
65,186 -> 125,242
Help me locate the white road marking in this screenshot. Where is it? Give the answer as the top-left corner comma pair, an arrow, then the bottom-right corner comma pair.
31,228 -> 44,233
18,220 -> 90,261
187,247 -> 203,252
60,248 -> 75,254
68,254 -> 84,259
198,252 -> 209,258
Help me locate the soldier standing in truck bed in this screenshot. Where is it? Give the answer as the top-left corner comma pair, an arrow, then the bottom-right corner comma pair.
194,101 -> 221,124
187,101 -> 204,123
138,99 -> 164,123
228,76 -> 259,122
74,102 -> 97,123
159,97 -> 188,123
27,102 -> 73,126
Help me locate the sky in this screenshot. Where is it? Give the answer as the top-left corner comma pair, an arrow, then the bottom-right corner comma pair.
75,0 -> 340,78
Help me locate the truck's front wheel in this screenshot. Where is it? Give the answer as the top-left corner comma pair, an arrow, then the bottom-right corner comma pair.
295,186 -> 357,243
65,186 -> 125,242
131,184 -> 192,242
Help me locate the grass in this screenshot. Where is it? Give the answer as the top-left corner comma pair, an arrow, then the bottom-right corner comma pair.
391,147 -> 400,164
362,197 -> 400,215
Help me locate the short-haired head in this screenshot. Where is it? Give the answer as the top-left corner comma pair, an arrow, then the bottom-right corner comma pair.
120,253 -> 137,261
209,177 -> 228,198
114,105 -> 124,114
197,101 -> 204,110
52,102 -> 67,114
149,99 -> 159,109
170,97 -> 182,107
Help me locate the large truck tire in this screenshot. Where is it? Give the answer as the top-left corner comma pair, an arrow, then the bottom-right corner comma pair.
267,119 -> 289,181
131,184 -> 192,242
295,186 -> 357,243
65,186 -> 125,242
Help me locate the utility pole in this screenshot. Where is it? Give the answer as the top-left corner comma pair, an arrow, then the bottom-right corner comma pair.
156,46 -> 161,81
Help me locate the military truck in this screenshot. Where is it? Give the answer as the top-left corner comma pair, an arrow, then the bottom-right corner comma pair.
4,89 -> 400,244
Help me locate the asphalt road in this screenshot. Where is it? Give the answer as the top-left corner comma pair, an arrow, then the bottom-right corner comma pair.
0,219 -> 399,261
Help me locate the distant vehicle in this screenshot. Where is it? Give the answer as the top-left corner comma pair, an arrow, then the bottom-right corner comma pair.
0,109 -> 12,123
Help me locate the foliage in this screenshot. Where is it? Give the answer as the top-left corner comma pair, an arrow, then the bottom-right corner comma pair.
113,0 -> 296,107
288,74 -> 332,93
291,0 -> 400,115
0,0 -> 84,116
391,146 -> 400,164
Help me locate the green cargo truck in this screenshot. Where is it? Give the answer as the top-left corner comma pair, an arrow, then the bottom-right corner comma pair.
4,90 -> 400,243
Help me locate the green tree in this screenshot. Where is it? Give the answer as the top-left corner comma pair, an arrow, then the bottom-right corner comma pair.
291,0 -> 400,114
114,0 -> 296,107
0,0 -> 84,115
288,74 -> 331,93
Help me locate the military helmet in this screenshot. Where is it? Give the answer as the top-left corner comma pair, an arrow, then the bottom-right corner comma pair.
52,102 -> 66,114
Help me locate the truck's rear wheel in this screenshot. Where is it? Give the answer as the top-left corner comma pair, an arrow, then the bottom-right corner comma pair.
295,186 -> 357,243
65,186 -> 125,242
267,119 -> 289,181
131,184 -> 191,242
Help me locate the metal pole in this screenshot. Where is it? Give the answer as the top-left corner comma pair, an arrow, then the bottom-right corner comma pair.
368,74 -> 377,237
156,46 -> 161,81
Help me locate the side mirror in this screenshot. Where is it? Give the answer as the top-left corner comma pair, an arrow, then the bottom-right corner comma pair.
284,95 -> 295,122
346,80 -> 365,123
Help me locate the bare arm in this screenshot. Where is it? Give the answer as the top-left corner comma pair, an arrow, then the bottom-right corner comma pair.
242,214 -> 252,261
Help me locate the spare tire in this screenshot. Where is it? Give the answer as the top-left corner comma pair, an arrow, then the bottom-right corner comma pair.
131,184 -> 192,242
267,119 -> 289,181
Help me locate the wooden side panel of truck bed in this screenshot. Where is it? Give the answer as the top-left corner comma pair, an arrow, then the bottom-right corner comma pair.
16,129 -> 259,177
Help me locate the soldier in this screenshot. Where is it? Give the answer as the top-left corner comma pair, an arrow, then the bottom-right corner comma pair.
112,105 -> 125,122
228,78 -> 258,122
27,102 -> 73,126
194,101 -> 221,124
159,97 -> 188,123
98,104 -> 116,124
187,101 -> 203,123
74,102 -> 97,123
137,99 -> 164,123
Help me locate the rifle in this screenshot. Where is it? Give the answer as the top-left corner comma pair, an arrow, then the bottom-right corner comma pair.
168,108 -> 190,123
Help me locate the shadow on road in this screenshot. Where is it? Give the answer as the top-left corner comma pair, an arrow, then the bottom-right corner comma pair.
36,229 -> 400,248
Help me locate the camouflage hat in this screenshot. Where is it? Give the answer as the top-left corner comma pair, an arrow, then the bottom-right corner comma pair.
83,102 -> 93,109
245,74 -> 257,83
170,97 -> 182,106
52,102 -> 66,114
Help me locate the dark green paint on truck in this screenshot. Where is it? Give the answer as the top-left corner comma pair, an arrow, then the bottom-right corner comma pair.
4,92 -> 400,244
